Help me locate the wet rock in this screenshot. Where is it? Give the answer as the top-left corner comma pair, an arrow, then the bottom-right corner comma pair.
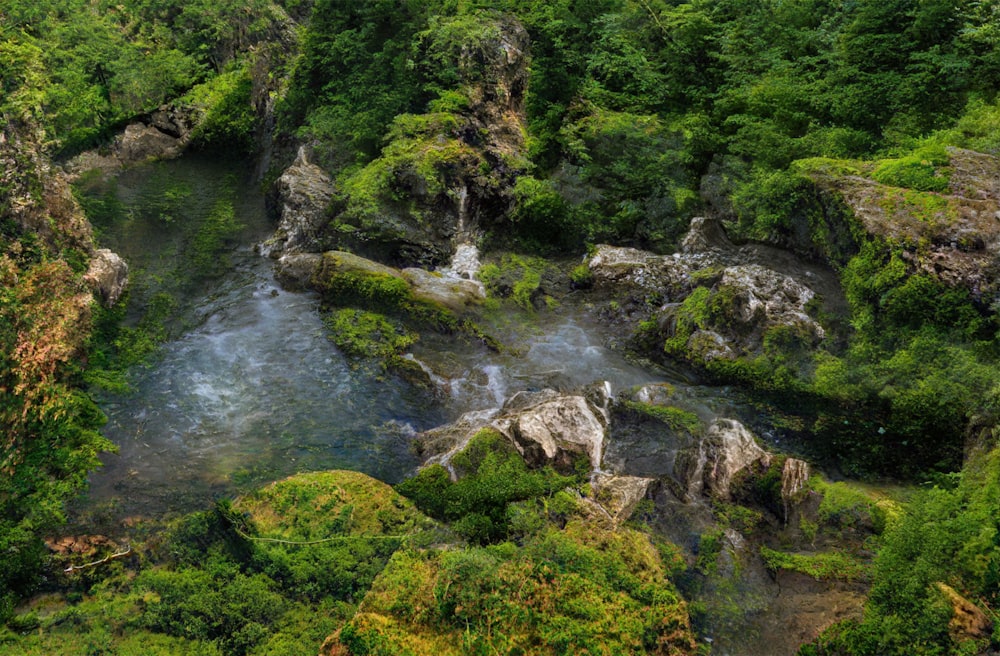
781,458 -> 811,519
64,105 -> 195,178
329,17 -> 530,266
495,391 -> 607,472
261,146 -> 335,257
676,419 -> 770,500
936,582 -> 993,643
415,388 -> 610,474
671,264 -> 825,362
680,216 -> 735,254
401,267 -> 485,312
84,248 -> 129,307
416,408 -> 500,470
274,252 -> 322,291
321,250 -> 402,279
588,472 -> 655,527
118,122 -> 184,162
587,244 -> 696,298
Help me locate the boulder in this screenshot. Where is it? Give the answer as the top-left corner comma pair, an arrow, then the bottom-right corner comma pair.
261,146 -> 335,257
274,253 -> 322,291
402,267 -> 485,312
588,472 -> 655,527
936,582 -> 993,643
587,244 -> 696,298
414,388 -> 610,474
416,408 -> 500,470
84,248 -> 129,307
495,391 -> 607,472
118,123 -> 185,162
670,264 -> 826,361
675,419 -> 770,500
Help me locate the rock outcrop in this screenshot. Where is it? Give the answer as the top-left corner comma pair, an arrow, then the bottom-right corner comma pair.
275,249 -> 486,311
261,146 -> 336,258
495,390 -> 608,472
586,472 -> 655,527
64,105 -> 196,178
675,419 -> 771,500
588,217 -> 832,361
936,582 -> 993,643
805,147 -> 1000,299
320,16 -> 531,266
84,249 -> 129,307
415,387 -> 611,474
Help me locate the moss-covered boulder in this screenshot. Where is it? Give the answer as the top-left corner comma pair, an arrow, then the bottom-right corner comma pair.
323,515 -> 697,655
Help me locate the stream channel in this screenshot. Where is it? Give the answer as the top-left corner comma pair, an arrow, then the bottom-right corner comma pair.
73,155 -> 840,655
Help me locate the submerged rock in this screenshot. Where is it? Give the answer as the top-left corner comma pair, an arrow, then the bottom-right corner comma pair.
84,248 -> 129,307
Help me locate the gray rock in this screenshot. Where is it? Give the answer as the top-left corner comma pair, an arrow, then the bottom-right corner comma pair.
587,472 -> 655,527
495,392 -> 607,472
274,253 -> 322,291
262,146 -> 335,257
402,267 -> 485,312
84,249 -> 129,307
676,418 -> 770,501
118,123 -> 184,163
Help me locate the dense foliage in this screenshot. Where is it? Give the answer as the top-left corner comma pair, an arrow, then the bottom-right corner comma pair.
9,0 -> 1000,652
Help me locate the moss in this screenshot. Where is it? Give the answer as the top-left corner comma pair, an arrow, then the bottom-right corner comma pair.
876,187 -> 957,228
324,308 -> 417,369
620,400 -> 703,434
332,517 -> 696,655
759,546 -> 870,583
810,477 -> 888,534
871,145 -> 951,192
792,157 -> 864,177
476,253 -> 555,311
569,263 -> 593,288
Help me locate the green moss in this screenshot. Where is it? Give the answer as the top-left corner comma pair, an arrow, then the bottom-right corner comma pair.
871,145 -> 951,192
695,529 -> 725,575
324,309 -> 416,369
811,478 -> 887,534
332,516 -> 696,655
475,253 -> 555,311
792,157 -> 864,177
760,546 -> 870,583
876,187 -> 956,226
620,400 -> 702,434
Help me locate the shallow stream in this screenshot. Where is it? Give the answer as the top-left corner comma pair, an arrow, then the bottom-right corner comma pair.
74,155 -> 850,656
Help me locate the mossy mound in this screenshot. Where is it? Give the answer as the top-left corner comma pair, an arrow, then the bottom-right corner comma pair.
234,470 -> 438,542
327,516 -> 697,656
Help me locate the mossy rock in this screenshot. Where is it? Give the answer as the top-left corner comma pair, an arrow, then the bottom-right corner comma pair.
328,517 -> 697,655
234,471 -> 438,541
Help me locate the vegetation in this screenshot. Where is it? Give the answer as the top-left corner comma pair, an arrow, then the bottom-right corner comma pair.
10,0 -> 1000,652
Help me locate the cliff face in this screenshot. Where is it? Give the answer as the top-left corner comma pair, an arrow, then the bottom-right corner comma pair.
267,14 -> 531,267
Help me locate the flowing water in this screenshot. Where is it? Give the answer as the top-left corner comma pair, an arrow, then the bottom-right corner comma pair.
76,156 -> 700,519
74,155 -> 855,655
